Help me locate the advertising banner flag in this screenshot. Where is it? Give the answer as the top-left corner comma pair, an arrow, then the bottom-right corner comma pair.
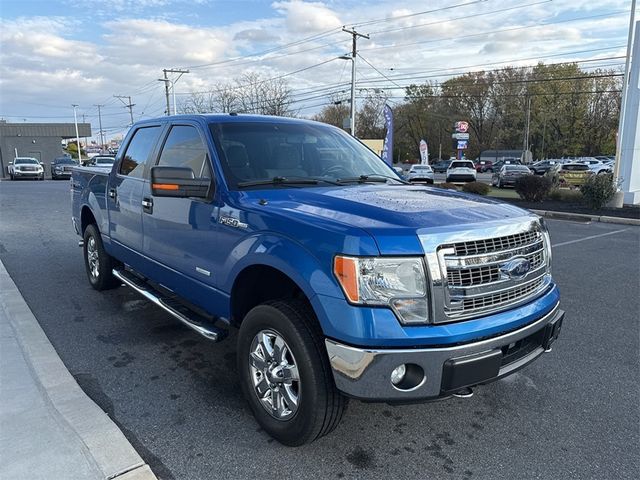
381,104 -> 394,165
419,139 -> 429,164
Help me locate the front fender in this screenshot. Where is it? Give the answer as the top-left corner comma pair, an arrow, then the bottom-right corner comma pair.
221,233 -> 344,301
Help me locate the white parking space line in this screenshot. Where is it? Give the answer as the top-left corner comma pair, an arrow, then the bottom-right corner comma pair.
552,228 -> 630,248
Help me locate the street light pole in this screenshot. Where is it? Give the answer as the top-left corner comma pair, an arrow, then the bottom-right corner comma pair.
72,104 -> 82,163
342,28 -> 369,137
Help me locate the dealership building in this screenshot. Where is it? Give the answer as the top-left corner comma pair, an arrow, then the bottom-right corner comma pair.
0,121 -> 91,178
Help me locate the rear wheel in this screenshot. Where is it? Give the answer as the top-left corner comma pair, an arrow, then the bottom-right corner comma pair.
237,299 -> 347,446
83,224 -> 121,291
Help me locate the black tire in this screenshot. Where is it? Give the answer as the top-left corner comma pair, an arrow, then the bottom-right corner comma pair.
83,224 -> 121,290
9,174 -> 14,180
237,299 -> 347,446
498,179 -> 504,189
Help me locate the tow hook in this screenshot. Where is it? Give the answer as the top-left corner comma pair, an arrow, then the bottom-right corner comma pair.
452,387 -> 474,398
78,240 -> 84,247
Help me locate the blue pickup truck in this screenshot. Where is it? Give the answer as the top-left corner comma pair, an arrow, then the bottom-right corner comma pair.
71,114 -> 563,445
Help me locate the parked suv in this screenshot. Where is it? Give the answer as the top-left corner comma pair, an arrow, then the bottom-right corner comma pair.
475,160 -> 493,172
446,160 -> 477,182
492,165 -> 532,188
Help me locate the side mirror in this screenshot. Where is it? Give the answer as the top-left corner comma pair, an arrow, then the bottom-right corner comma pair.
151,166 -> 211,198
8,162 -> 13,165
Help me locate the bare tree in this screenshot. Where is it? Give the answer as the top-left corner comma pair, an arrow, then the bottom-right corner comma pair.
181,73 -> 294,116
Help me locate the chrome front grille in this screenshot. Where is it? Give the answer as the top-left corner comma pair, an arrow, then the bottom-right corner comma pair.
452,230 -> 538,256
419,216 -> 552,324
456,276 -> 545,312
446,250 -> 544,287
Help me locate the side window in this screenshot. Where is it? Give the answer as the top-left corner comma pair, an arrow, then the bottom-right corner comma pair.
157,125 -> 211,178
119,126 -> 161,178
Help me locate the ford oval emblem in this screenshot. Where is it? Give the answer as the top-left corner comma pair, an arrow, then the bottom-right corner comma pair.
500,258 -> 531,279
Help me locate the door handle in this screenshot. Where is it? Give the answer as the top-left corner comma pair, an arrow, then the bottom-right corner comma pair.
108,188 -> 117,199
142,197 -> 153,214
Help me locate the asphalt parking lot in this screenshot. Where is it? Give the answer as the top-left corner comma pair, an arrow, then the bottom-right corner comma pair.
1,180 -> 638,480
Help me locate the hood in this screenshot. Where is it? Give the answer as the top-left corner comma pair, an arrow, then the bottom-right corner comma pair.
236,185 -> 533,254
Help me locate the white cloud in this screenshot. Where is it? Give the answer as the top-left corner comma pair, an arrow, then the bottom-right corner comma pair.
272,0 -> 342,33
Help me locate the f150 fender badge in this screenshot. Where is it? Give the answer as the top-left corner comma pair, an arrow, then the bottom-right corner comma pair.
500,258 -> 531,279
219,216 -> 248,229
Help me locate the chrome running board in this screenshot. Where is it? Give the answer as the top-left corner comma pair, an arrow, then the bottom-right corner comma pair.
112,268 -> 227,342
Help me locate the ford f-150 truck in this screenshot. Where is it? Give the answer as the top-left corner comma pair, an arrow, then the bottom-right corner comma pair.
71,114 -> 564,446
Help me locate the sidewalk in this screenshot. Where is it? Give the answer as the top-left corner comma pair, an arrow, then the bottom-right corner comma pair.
0,260 -> 157,480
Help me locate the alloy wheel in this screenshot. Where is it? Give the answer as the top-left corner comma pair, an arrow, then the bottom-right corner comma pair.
248,329 -> 300,420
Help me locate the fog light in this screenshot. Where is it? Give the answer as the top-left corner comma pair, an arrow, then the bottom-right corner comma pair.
390,364 -> 407,386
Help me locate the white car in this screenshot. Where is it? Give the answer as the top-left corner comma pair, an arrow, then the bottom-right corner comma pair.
8,157 -> 44,180
406,164 -> 434,184
578,158 -> 613,175
446,160 -> 477,183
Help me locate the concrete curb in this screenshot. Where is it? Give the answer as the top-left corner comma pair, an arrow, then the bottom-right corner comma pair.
0,259 -> 157,480
530,209 -> 640,226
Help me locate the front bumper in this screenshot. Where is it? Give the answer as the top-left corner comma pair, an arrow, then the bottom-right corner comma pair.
13,170 -> 43,178
325,304 -> 563,402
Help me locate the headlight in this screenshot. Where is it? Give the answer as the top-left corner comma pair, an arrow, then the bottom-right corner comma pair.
334,256 -> 429,325
538,217 -> 552,272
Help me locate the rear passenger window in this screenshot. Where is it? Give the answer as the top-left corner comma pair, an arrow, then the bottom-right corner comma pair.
157,125 -> 211,178
119,126 -> 161,178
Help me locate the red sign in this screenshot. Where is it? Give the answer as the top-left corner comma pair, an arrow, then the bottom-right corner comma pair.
455,121 -> 469,133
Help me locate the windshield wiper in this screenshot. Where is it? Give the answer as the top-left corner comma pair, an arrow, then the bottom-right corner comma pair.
237,176 -> 342,188
337,174 -> 409,185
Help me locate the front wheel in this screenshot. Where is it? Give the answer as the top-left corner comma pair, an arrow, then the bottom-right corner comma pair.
237,300 -> 347,446
83,224 -> 121,290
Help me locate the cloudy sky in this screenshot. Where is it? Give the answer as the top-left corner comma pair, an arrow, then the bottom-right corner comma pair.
0,0 -> 632,141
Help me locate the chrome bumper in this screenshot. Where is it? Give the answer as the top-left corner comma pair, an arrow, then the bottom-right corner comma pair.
325,304 -> 563,402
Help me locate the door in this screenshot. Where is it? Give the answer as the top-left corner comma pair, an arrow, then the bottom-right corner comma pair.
141,124 -> 221,297
108,125 -> 162,259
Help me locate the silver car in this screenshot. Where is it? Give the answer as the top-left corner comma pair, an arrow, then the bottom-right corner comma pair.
406,164 -> 434,184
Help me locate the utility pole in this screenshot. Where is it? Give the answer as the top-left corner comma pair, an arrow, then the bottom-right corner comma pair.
342,27 -> 369,137
72,105 -> 82,163
94,104 -> 105,149
158,69 -> 189,115
114,95 -> 135,125
523,96 -> 531,161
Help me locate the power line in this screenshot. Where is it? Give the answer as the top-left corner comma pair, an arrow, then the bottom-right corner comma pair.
350,0 -> 491,28
367,0 -> 552,35
360,10 -> 629,52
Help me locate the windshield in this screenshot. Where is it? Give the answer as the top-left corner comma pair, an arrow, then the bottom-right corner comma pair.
15,158 -> 38,165
55,158 -> 76,164
209,121 -> 400,189
412,166 -> 431,171
506,166 -> 530,171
